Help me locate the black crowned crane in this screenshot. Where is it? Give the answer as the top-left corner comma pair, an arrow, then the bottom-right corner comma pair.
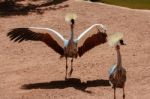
108,32 -> 127,99
7,13 -> 107,80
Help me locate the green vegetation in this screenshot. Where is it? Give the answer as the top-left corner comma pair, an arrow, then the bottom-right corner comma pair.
90,0 -> 150,9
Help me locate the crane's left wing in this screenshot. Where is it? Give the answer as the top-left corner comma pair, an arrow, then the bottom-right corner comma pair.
76,24 -> 107,57
7,27 -> 66,55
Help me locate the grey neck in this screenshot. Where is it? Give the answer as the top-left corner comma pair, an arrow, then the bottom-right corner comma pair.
116,46 -> 122,68
70,24 -> 74,41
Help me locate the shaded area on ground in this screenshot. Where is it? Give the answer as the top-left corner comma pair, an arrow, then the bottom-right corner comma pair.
22,78 -> 110,93
0,0 -> 69,17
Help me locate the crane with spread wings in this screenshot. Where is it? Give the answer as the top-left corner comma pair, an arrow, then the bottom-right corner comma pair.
7,13 -> 107,80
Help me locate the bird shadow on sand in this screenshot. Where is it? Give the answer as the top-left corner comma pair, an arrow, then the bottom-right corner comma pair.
0,0 -> 69,17
22,78 -> 110,93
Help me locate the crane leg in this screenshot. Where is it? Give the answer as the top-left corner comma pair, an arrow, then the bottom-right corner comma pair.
65,57 -> 68,80
114,87 -> 116,99
123,85 -> 125,99
69,58 -> 73,77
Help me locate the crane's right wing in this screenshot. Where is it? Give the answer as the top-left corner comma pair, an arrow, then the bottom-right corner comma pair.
76,24 -> 107,57
7,27 -> 66,55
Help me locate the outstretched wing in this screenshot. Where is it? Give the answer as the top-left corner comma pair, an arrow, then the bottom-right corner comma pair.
7,27 -> 66,55
76,24 -> 107,57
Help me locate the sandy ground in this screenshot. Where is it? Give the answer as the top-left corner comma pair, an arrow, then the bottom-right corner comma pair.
0,0 -> 150,99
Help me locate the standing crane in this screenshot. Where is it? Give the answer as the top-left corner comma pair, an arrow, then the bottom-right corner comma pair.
7,13 -> 107,80
108,32 -> 127,99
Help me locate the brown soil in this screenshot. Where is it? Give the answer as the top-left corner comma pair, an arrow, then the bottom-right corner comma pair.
0,0 -> 150,99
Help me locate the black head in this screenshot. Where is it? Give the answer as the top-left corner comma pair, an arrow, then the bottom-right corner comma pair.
119,39 -> 126,45
71,19 -> 75,25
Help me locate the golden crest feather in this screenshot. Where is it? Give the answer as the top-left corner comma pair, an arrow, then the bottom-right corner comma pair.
65,13 -> 77,22
107,32 -> 124,47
